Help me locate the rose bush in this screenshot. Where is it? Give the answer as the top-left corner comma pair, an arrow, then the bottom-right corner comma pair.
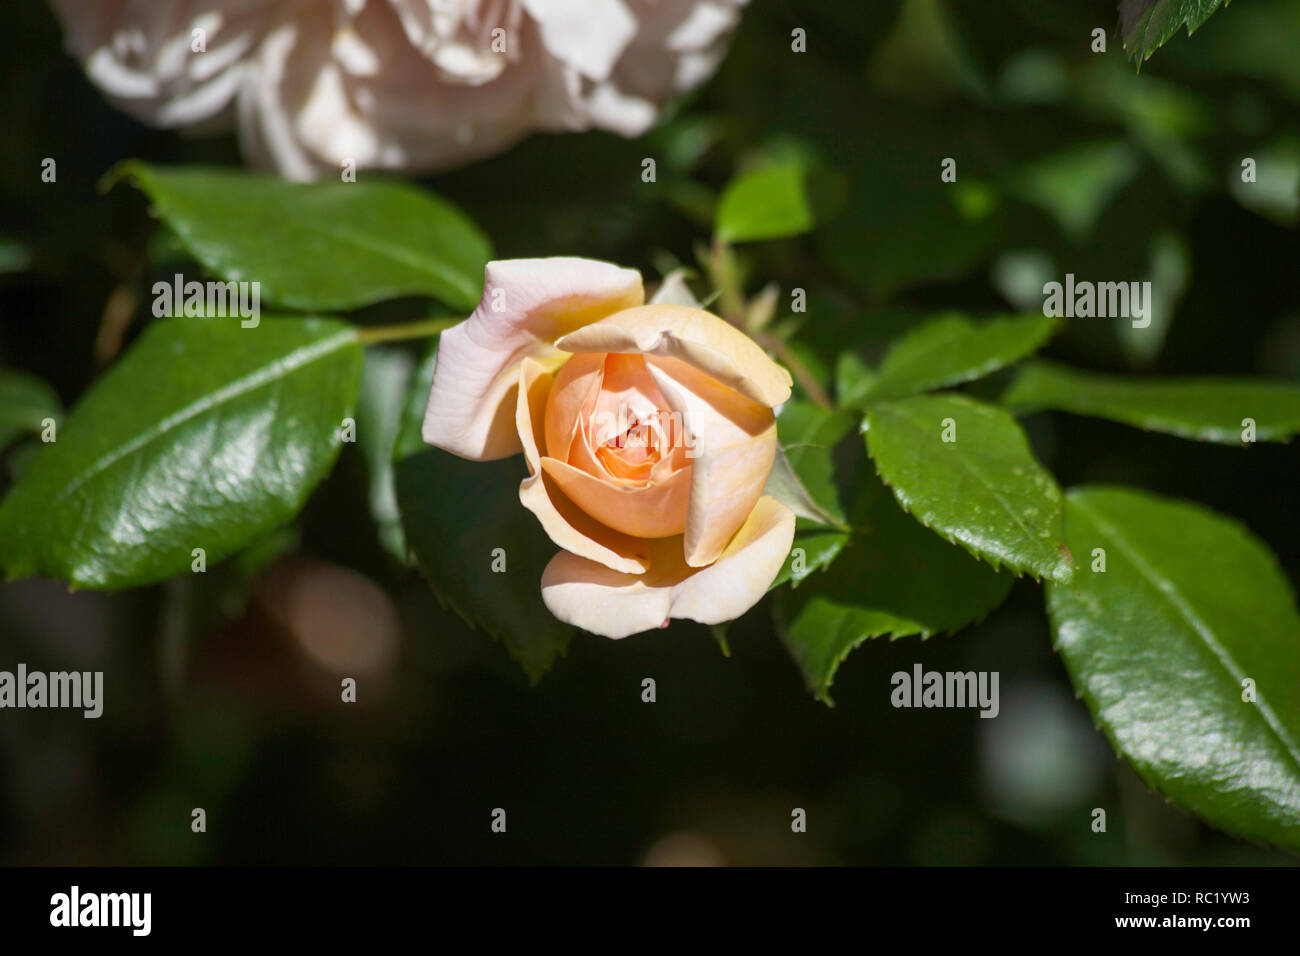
7,0 -> 1300,863
49,0 -> 747,179
421,257 -> 795,638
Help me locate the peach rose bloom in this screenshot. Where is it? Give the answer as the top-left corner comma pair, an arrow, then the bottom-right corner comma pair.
422,257 -> 795,639
49,0 -> 748,180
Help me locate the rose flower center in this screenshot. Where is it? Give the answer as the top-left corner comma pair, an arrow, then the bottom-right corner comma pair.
540,352 -> 692,539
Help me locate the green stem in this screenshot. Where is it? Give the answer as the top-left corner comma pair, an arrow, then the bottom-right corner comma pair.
358,316 -> 460,345
759,331 -> 833,410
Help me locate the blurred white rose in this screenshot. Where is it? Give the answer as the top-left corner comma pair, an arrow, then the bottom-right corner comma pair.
50,0 -> 747,180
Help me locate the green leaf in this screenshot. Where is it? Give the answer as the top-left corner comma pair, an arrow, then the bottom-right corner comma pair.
393,343 -> 437,463
767,401 -> 855,529
1010,141 -> 1140,239
867,0 -> 989,100
1002,360 -> 1300,443
834,351 -> 876,409
392,346 -> 570,682
859,313 -> 1060,403
767,403 -> 858,591
1049,485 -> 1300,851
0,317 -> 361,590
775,471 -> 1014,703
769,531 -> 850,591
1121,0 -> 1232,63
1117,231 -> 1190,368
865,394 -> 1073,582
715,163 -> 814,244
0,368 -> 60,450
1228,137 -> 1300,228
110,162 -> 492,312
356,347 -> 415,559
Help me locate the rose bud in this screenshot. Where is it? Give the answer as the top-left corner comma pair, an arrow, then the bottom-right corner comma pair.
422,257 -> 795,639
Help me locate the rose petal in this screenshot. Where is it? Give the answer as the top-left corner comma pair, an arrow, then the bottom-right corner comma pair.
520,0 -> 638,84
50,0 -> 748,180
646,357 -> 777,567
238,18 -> 334,183
543,351 -> 604,464
422,257 -> 644,461
516,358 -> 650,574
554,303 -> 791,408
540,495 -> 795,639
238,1 -> 542,178
51,0 -> 264,128
587,353 -> 669,446
541,456 -> 691,539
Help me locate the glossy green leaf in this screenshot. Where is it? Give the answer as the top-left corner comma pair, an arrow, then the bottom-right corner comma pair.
1121,0 -> 1232,63
775,472 -> 1014,703
1049,485 -> 1300,850
860,313 -> 1060,403
111,162 -> 492,311
0,317 -> 362,590
715,163 -> 814,244
1003,360 -> 1300,443
865,394 -> 1073,582
0,368 -> 60,450
392,346 -> 570,682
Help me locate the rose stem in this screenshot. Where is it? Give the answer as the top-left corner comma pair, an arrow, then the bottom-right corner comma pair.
357,316 -> 461,345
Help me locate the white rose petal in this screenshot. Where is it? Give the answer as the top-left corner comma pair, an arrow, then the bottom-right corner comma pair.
50,0 -> 749,179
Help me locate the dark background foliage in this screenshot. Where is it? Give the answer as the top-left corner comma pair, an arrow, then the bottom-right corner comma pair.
2,0 -> 1298,864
